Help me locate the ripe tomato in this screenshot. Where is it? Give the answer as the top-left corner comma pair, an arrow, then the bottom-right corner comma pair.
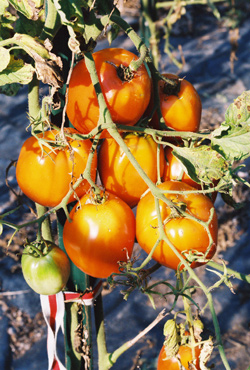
21,240 -> 70,295
136,181 -> 218,270
66,48 -> 151,136
98,134 -> 165,208
150,73 -> 202,132
157,344 -> 201,370
16,128 -> 97,207
63,191 -> 136,278
162,146 -> 217,202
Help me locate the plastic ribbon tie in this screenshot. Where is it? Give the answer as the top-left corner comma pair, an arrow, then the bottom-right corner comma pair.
40,280 -> 102,370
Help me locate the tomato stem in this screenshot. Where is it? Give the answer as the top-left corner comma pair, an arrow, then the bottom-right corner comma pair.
40,0 -> 61,41
25,243 -> 44,257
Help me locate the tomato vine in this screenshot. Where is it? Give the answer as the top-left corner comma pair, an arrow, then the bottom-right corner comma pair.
1,1 -> 250,370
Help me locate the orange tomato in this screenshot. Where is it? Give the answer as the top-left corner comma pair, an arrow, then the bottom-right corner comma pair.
136,181 -> 218,270
157,344 -> 201,370
66,48 -> 151,136
63,191 -> 136,279
150,73 -> 202,132
98,134 -> 165,208
16,128 -> 97,207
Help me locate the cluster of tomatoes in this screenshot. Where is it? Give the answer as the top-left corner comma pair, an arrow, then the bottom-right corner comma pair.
17,47 -> 217,368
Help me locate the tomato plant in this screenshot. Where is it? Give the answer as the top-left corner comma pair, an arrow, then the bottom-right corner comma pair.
21,240 -> 70,295
66,48 -> 152,136
162,146 -> 218,202
98,133 -> 164,208
136,180 -> 218,270
150,73 -> 202,132
16,128 -> 97,207
63,191 -> 136,279
157,344 -> 201,370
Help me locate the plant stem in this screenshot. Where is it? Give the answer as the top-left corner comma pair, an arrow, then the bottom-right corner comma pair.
28,75 -> 40,127
36,204 -> 53,242
110,308 -> 169,365
207,261 -> 250,284
94,293 -> 110,370
40,0 -> 61,41
156,0 -> 223,8
28,70 -> 53,242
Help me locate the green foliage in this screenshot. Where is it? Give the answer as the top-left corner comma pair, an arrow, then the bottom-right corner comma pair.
0,55 -> 35,85
172,145 -> 229,184
0,2 -> 16,41
8,0 -> 44,20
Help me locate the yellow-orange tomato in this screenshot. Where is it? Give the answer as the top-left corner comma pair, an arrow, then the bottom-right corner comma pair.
163,146 -> 218,202
66,48 -> 151,136
136,181 -> 218,270
63,191 -> 136,279
157,344 -> 201,370
16,128 -> 97,207
150,73 -> 202,132
98,134 -> 165,208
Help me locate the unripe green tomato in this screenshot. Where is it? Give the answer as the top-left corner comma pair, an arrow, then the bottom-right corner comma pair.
21,241 -> 70,295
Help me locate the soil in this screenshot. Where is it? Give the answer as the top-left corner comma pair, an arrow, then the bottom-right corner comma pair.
1,2 -> 250,370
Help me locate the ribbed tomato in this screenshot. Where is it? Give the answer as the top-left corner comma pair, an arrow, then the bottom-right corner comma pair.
66,48 -> 151,136
16,128 -> 97,207
98,133 -> 165,208
63,191 -> 136,278
150,73 -> 202,132
136,181 -> 218,270
157,344 -> 201,370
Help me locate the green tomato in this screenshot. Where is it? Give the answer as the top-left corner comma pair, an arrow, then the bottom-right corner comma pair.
21,240 -> 70,295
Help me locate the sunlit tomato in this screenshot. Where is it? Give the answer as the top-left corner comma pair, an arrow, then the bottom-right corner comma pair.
162,146 -> 217,202
157,344 -> 201,370
98,134 -> 165,208
16,128 -> 97,207
150,73 -> 202,132
63,191 -> 136,278
136,181 -> 218,270
66,48 -> 151,136
21,240 -> 70,295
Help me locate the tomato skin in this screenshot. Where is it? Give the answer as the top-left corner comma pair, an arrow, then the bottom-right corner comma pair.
163,146 -> 217,202
16,128 -> 97,207
63,191 -> 136,279
21,242 -> 70,295
157,344 -> 201,370
136,181 -> 218,270
98,134 -> 165,208
150,73 -> 202,132
66,48 -> 151,135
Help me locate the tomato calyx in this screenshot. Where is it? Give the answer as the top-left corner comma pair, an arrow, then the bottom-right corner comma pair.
23,239 -> 52,258
162,76 -> 181,97
105,60 -> 134,82
117,64 -> 134,82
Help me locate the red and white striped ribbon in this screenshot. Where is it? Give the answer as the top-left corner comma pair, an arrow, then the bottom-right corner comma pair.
40,280 -> 102,370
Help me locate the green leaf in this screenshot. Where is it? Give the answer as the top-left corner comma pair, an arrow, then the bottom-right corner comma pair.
0,55 -> 35,86
8,0 -> 44,20
0,0 -> 8,14
53,0 -> 102,53
0,83 -> 20,96
0,8 -> 16,41
0,47 -> 10,72
211,122 -> 250,161
225,90 -> 250,127
16,11 -> 45,37
107,23 -> 120,45
0,223 -> 3,236
171,145 -> 229,184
